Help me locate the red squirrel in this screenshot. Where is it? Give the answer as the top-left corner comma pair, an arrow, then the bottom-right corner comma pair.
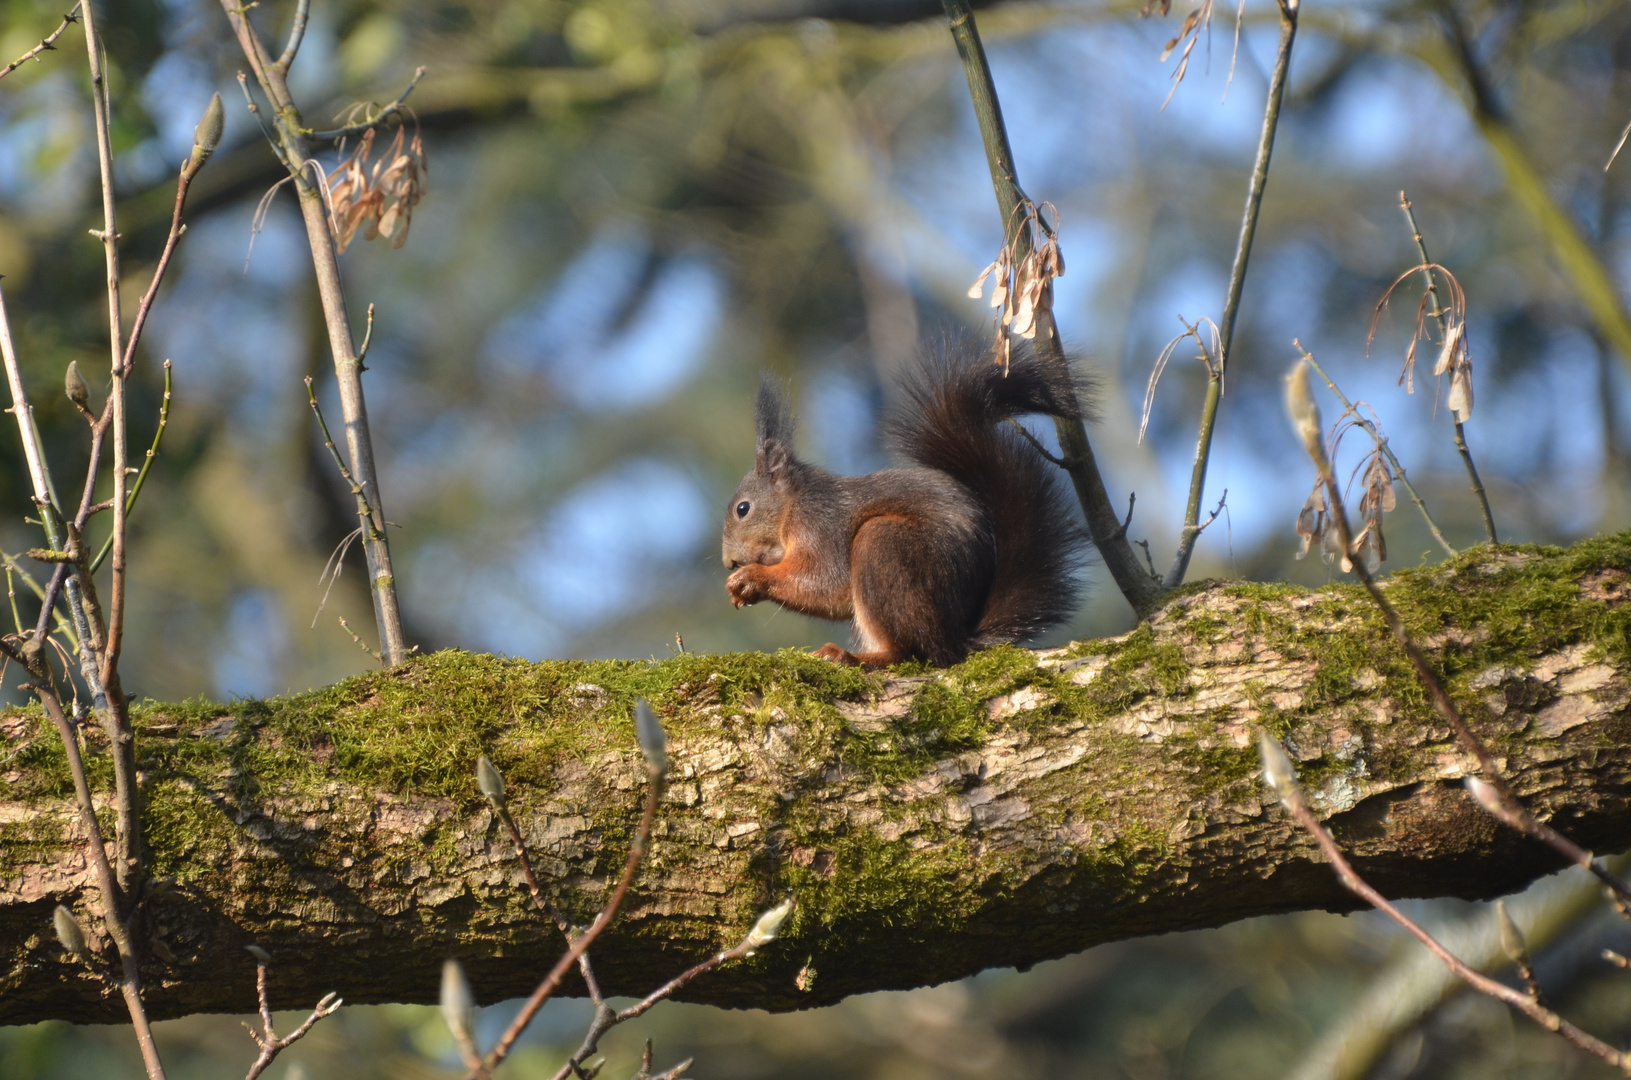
721,340 -> 1089,667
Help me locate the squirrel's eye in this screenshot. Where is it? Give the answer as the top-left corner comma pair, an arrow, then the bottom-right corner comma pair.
735,501 -> 751,519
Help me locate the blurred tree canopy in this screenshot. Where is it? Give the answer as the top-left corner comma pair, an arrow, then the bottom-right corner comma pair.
0,0 -> 1625,705
3,0 -> 1631,1074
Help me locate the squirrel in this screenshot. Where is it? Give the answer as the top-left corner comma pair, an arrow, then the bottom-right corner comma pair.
721,340 -> 1090,668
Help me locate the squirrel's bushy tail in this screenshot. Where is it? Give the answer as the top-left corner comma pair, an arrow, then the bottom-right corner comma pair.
882,339 -> 1091,648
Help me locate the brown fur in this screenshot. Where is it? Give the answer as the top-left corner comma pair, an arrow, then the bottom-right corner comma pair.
722,340 -> 1090,667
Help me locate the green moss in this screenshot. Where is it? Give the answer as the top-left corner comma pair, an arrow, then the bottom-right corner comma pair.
779,830 -> 987,951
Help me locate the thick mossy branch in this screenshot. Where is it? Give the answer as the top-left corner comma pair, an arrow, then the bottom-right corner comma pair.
4,536 -> 1631,1024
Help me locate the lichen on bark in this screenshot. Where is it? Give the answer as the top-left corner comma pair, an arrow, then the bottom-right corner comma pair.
2,535 -> 1630,1024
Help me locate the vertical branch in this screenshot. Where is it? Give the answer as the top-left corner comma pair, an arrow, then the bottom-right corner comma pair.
941,0 -> 1166,618
78,0 -> 144,902
0,640 -> 166,1079
1164,0 -> 1299,588
1398,193 -> 1497,542
219,6 -> 407,664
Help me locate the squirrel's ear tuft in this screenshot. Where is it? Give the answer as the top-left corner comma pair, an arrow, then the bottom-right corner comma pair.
756,375 -> 795,448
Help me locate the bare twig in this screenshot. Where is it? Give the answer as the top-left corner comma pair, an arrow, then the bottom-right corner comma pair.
1397,192 -> 1496,542
0,5 -> 80,82
472,763 -> 667,1078
308,67 -> 427,141
0,635 -> 164,1080
91,360 -> 171,574
1295,343 -> 1456,557
1164,0 -> 1299,590
220,3 -> 407,664
336,616 -> 383,663
1261,735 -> 1631,1074
548,915 -> 786,1080
305,375 -> 386,558
274,0 -> 311,73
1286,356 -> 1631,911
241,950 -> 341,1080
941,0 -> 1165,617
1006,418 -> 1068,468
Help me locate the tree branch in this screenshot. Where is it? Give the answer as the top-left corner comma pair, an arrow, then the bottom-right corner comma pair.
3,535 -> 1630,1023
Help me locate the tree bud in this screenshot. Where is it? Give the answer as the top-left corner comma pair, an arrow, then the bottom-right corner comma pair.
1495,899 -> 1527,965
740,896 -> 795,955
64,361 -> 89,411
475,754 -> 505,804
1257,730 -> 1299,801
440,957 -> 475,1047
635,699 -> 667,774
53,905 -> 90,961
1284,359 -> 1325,467
192,92 -> 224,164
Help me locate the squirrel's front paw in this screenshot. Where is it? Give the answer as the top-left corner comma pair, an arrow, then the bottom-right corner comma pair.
726,567 -> 768,608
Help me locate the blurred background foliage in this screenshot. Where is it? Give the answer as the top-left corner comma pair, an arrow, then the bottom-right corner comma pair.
3,0 -> 1631,1075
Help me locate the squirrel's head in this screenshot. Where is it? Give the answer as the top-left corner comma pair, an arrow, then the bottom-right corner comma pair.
722,376 -> 798,568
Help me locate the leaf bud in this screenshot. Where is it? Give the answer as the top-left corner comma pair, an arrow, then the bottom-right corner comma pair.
191,92 -> 224,166
1495,899 -> 1527,965
1464,776 -> 1503,817
634,699 -> 667,774
739,896 -> 795,956
475,754 -> 505,804
53,904 -> 90,961
1284,359 -> 1325,467
1257,730 -> 1299,801
440,957 -> 475,1046
64,361 -> 89,412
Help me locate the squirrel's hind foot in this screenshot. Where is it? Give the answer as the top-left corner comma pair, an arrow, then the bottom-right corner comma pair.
812,643 -> 899,669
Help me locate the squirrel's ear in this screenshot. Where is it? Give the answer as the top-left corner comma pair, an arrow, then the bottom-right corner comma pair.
756,438 -> 793,489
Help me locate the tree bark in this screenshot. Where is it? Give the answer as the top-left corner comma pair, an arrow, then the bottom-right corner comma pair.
3,537 -> 1630,1025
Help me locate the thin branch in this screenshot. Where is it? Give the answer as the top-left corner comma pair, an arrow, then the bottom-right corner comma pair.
1266,745 -> 1631,1074
307,67 -> 427,141
1295,344 -> 1456,558
473,764 -> 666,1077
221,3 -> 407,664
241,953 -> 340,1080
0,552 -> 79,648
1290,357 -> 1631,908
336,615 -> 383,663
0,5 -> 81,82
940,0 -> 1165,617
305,376 -> 384,545
1165,0 -> 1299,590
1398,192 -> 1496,543
0,637 -> 164,1080
91,360 -> 171,575
1006,417 -> 1067,468
79,0 -> 143,927
273,0 -> 311,73
491,800 -> 605,1001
